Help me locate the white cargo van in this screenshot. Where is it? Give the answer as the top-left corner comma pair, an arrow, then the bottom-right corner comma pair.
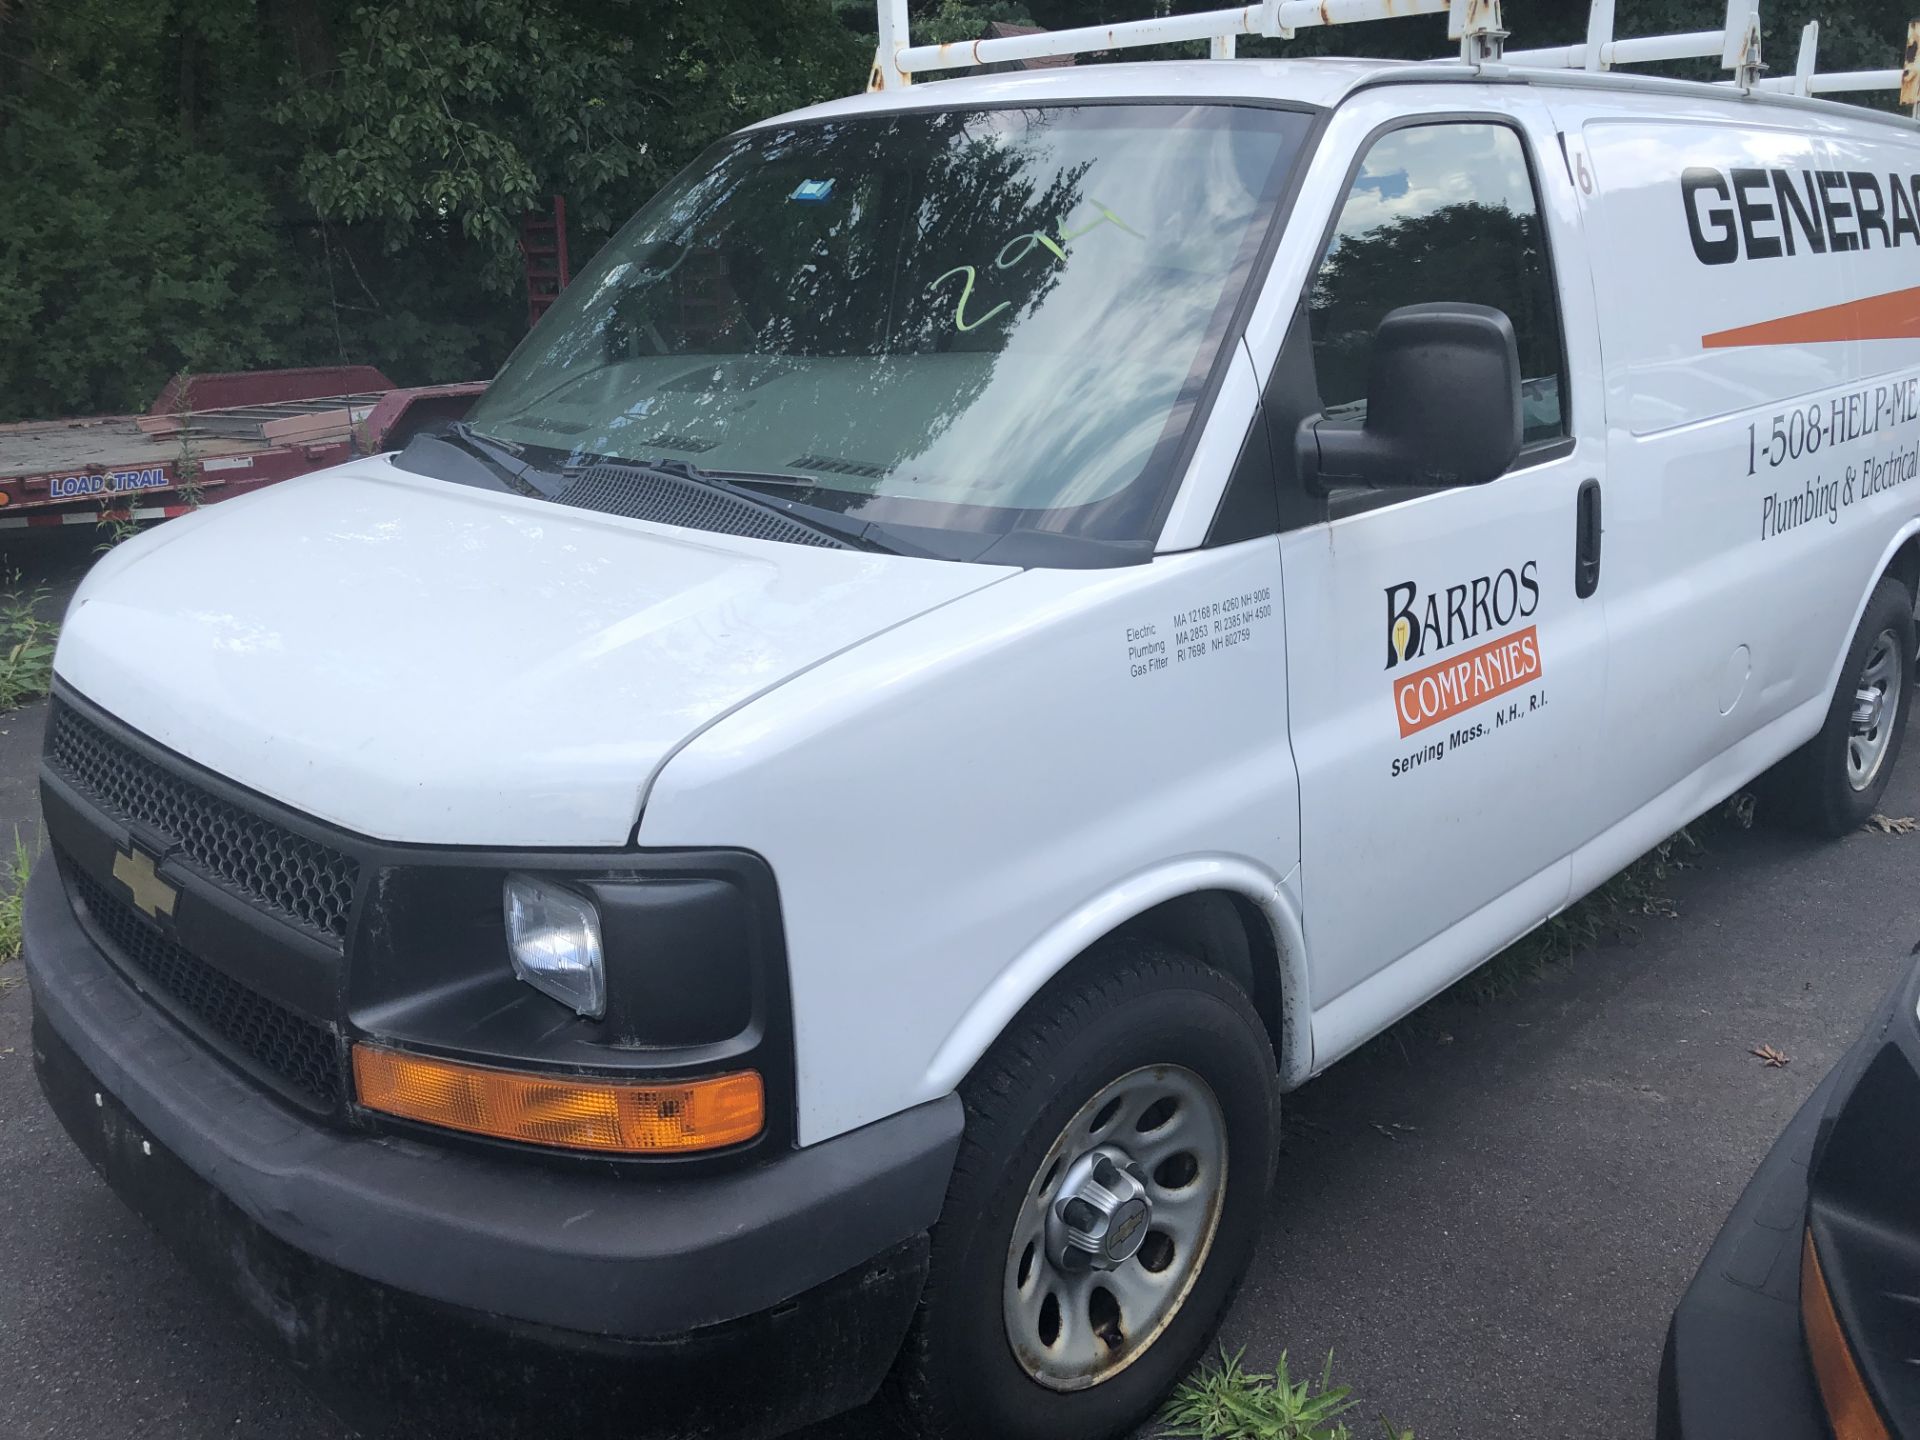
26,4 -> 1920,1437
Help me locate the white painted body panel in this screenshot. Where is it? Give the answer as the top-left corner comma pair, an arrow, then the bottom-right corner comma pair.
640,542 -> 1300,1143
1261,84 -> 1615,1063
1543,89 -> 1920,892
52,59 -> 1920,1147
54,463 -> 1010,846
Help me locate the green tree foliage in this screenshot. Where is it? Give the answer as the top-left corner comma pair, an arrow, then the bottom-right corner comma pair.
0,0 -> 1911,422
0,0 -> 866,420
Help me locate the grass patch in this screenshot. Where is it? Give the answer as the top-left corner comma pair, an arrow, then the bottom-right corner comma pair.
1366,792 -> 1756,1059
0,830 -> 35,973
1161,1349 -> 1411,1440
1453,824 -> 1706,1004
1446,790 -> 1756,1008
1180,799 -> 1760,1434
0,584 -> 56,712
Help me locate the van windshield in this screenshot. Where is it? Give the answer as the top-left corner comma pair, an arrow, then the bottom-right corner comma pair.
462,103 -> 1312,563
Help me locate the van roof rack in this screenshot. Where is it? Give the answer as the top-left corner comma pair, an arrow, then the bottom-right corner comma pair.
869,0 -> 1475,90
1741,17 -> 1920,112
1500,0 -> 1762,87
867,0 -> 1919,122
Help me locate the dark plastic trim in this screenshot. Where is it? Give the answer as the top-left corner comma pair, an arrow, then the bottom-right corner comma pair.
45,679 -> 799,1170
1203,398 -> 1280,548
1658,956 -> 1920,1439
1801,958 -> 1920,1432
27,863 -> 962,1339
1655,1062 -> 1835,1440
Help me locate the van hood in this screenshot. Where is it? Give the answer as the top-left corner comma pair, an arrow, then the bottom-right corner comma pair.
54,460 -> 1010,846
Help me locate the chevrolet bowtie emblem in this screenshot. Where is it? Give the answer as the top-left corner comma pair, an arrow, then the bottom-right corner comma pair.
111,847 -> 176,920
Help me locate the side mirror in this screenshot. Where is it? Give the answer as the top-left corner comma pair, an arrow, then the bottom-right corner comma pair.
1297,302 -> 1524,494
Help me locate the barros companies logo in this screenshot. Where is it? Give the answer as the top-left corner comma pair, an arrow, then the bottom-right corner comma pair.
1384,562 -> 1538,668
1384,562 -> 1543,738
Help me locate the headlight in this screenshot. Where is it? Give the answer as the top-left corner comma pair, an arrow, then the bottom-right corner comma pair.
503,874 -> 605,1018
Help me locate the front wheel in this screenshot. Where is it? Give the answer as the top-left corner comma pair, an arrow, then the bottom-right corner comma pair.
1773,575 -> 1916,836
890,941 -> 1278,1440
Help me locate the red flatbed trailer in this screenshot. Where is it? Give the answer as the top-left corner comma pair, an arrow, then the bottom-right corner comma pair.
0,367 -> 484,533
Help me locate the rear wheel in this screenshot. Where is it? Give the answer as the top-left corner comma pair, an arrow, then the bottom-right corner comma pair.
1773,576 -> 1915,836
890,940 -> 1278,1440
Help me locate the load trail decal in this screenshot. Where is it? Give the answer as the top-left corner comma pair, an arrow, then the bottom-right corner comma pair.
47,467 -> 169,498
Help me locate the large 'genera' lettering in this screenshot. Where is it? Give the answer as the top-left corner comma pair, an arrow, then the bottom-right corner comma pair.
1683,165 -> 1920,266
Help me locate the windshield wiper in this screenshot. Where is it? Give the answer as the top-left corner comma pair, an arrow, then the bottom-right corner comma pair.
608,456 -> 917,555
441,421 -> 557,498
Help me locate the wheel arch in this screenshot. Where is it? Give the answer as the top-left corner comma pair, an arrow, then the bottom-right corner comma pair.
920,859 -> 1313,1101
1885,529 -> 1920,604
1820,520 -> 1920,701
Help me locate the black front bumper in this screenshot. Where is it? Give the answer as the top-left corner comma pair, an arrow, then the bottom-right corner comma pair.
27,862 -> 963,1436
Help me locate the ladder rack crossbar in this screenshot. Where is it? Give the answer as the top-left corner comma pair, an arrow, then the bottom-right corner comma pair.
1800,67 -> 1902,94
1505,30 -> 1726,70
1500,0 -> 1760,78
869,0 -> 1917,124
892,0 -> 1449,79
1738,18 -> 1918,106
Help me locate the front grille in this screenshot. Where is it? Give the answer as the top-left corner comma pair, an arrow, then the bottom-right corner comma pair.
46,701 -> 358,944
67,862 -> 344,1110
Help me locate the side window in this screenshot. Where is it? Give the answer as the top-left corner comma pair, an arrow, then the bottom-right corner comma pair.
1309,122 -> 1566,446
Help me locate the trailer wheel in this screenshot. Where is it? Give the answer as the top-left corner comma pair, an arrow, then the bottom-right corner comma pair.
889,939 -> 1277,1440
1774,576 -> 1916,836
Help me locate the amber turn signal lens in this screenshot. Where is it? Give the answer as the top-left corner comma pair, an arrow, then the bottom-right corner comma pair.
351,1044 -> 764,1155
1802,1228 -> 1892,1440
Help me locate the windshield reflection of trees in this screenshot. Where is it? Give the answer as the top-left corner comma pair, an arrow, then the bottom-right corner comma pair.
1309,200 -> 1561,428
539,109 -> 1091,502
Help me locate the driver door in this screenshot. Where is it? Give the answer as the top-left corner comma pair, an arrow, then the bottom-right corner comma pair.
1272,91 -> 1610,1060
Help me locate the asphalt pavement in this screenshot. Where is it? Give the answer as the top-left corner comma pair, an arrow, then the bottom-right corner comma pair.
2,528 -> 1916,1439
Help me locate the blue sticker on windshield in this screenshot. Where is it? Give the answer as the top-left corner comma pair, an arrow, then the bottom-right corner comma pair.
790,178 -> 836,203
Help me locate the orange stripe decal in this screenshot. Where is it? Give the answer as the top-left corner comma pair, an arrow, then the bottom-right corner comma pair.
1704,286 -> 1920,349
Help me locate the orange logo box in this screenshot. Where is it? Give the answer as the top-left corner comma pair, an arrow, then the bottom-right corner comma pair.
1393,625 -> 1541,738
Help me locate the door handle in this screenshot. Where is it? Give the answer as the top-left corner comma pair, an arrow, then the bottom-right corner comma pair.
1575,479 -> 1602,600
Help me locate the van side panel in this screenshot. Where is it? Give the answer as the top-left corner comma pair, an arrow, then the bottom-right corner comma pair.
1824,121 -> 1920,561
1560,99 -> 1920,841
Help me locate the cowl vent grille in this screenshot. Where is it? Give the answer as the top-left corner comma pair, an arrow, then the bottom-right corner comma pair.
789,453 -> 888,480
554,464 -> 846,549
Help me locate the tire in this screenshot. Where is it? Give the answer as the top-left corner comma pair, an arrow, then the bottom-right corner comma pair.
889,939 -> 1279,1440
1773,575 -> 1916,836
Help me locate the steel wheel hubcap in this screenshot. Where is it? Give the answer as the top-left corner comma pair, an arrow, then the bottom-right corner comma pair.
1848,630 -> 1902,791
1003,1065 -> 1228,1392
